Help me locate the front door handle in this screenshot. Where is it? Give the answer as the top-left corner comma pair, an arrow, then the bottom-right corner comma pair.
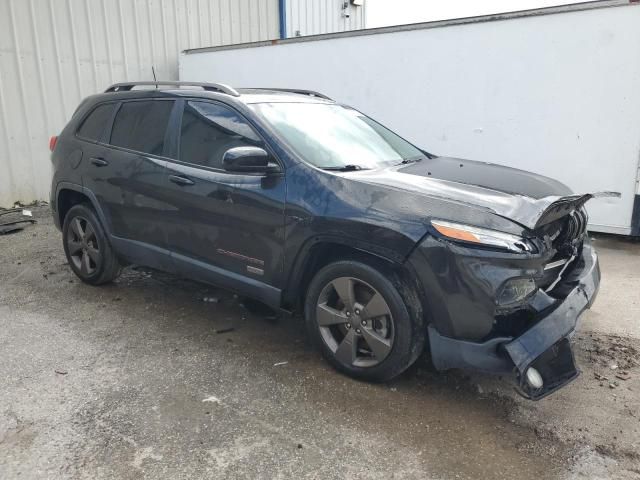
90,157 -> 108,167
168,174 -> 195,186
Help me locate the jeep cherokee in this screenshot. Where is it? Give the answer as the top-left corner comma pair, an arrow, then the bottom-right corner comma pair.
50,81 -> 605,399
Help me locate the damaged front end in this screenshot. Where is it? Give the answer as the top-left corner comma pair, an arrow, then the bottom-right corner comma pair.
504,208 -> 600,399
409,196 -> 607,400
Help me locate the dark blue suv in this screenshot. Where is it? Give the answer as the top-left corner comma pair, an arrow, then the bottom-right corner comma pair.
50,81 -> 603,399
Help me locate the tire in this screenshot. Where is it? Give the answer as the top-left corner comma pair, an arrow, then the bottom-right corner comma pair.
62,203 -> 121,285
304,260 -> 425,382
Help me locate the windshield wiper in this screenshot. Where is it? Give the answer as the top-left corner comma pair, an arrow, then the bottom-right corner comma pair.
398,156 -> 424,165
321,164 -> 368,172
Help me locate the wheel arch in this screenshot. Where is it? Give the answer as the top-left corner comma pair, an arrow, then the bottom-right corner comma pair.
55,183 -> 111,236
282,237 -> 427,323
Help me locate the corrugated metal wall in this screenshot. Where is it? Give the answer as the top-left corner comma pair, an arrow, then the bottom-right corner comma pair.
285,0 -> 365,37
0,0 -> 279,207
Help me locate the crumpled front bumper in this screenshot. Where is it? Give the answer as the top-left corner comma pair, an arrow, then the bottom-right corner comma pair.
503,242 -> 599,399
425,242 -> 600,400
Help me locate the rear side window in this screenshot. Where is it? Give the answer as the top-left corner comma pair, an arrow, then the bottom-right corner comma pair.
110,100 -> 174,156
178,101 -> 261,169
77,103 -> 115,141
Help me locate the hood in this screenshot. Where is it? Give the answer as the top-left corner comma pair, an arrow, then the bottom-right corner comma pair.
347,157 -> 618,230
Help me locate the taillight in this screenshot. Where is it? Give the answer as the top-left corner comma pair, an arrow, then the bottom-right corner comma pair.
49,135 -> 58,152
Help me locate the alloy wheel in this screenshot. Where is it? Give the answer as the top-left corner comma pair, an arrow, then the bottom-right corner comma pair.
316,276 -> 395,368
66,216 -> 101,276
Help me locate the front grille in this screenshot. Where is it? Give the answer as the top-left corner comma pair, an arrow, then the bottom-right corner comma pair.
563,208 -> 588,244
538,208 -> 588,293
551,208 -> 588,254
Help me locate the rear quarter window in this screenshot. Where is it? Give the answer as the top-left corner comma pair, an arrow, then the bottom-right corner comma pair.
77,103 -> 116,142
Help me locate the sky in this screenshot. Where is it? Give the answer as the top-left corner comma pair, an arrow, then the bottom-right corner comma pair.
366,0 -> 587,28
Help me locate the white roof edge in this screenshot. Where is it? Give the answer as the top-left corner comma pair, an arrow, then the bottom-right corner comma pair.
183,0 -> 636,55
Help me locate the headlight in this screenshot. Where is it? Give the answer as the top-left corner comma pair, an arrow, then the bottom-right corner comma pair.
431,220 -> 535,253
497,278 -> 537,306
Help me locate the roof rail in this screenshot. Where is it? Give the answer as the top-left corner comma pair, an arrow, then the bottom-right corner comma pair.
249,88 -> 333,101
104,81 -> 240,97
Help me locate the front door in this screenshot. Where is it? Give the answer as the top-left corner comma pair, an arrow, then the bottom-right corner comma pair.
164,100 -> 286,305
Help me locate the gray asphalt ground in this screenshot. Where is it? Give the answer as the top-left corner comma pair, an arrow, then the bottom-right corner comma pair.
1,207 -> 639,479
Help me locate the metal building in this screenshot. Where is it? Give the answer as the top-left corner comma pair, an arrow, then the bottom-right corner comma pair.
283,0 -> 366,38
0,0 -> 366,207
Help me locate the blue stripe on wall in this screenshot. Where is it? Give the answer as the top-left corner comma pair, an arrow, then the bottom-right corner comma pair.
279,0 -> 287,39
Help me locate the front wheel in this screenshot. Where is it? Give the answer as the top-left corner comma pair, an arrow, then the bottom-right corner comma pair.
304,260 -> 425,382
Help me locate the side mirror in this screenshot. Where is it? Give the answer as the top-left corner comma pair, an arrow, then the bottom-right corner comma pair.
222,146 -> 279,174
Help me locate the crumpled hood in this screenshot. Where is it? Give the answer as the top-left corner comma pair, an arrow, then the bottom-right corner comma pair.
347,157 -> 618,230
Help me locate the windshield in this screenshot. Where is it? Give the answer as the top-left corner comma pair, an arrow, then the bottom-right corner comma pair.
250,102 -> 424,169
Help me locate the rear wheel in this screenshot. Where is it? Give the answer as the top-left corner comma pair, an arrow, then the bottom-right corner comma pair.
305,260 -> 425,381
62,204 -> 121,285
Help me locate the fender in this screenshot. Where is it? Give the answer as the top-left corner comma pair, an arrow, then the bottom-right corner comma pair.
282,233 -> 409,308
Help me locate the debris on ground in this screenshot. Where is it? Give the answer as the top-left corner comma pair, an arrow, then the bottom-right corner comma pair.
0,208 -> 26,216
615,371 -> 631,381
0,221 -> 34,235
273,361 -> 288,367
215,327 -> 235,334
0,209 -> 37,235
202,296 -> 219,303
578,333 -> 640,370
202,396 -> 221,404
54,369 -> 68,375
11,200 -> 48,208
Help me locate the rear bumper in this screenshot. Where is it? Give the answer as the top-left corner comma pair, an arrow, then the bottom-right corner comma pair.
425,242 -> 600,399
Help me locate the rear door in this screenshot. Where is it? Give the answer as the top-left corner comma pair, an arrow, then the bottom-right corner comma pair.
77,101 -> 127,235
163,99 -> 286,304
82,98 -> 177,270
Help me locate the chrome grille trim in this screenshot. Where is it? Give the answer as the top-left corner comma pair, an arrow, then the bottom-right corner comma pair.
544,259 -> 569,271
563,208 -> 588,244
545,253 -> 577,292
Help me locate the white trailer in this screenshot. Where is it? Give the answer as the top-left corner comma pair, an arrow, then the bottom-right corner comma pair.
180,0 -> 640,236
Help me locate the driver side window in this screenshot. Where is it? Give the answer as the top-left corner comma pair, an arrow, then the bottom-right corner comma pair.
178,101 -> 261,169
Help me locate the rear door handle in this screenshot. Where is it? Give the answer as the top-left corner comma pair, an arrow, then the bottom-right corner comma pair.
168,174 -> 195,186
90,157 -> 108,167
